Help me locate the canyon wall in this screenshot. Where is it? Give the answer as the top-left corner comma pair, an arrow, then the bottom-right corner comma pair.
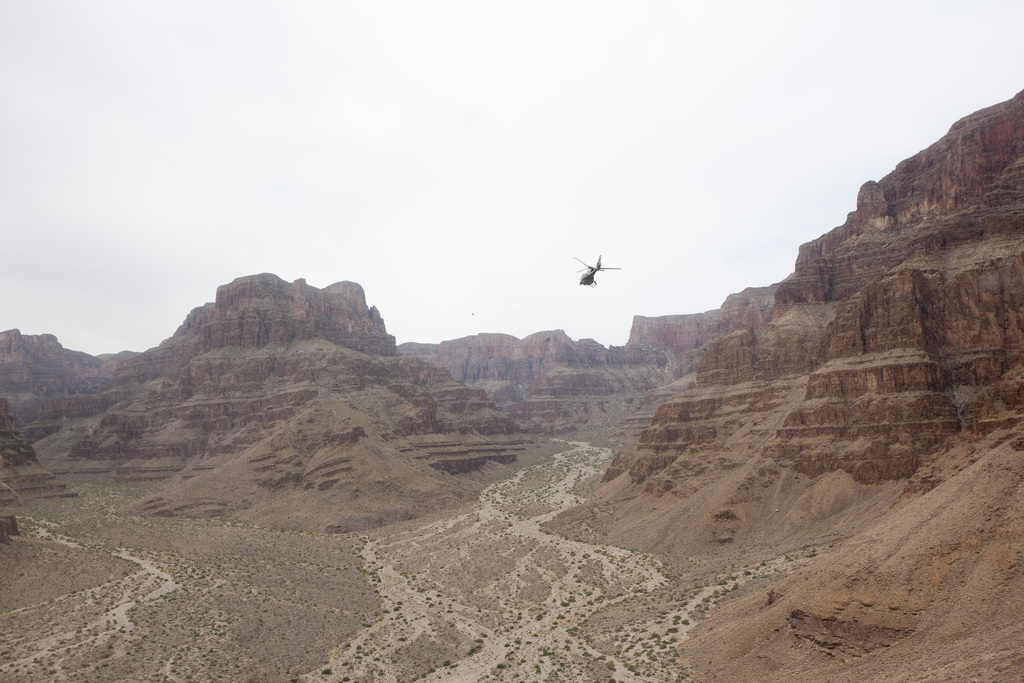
0,397 -> 74,504
594,88 -> 1024,682
28,274 -> 535,531
604,87 -> 1024,504
402,330 -> 671,434
0,329 -> 131,439
399,287 -> 777,435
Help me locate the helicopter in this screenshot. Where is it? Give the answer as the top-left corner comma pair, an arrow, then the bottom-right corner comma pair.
575,255 -> 620,287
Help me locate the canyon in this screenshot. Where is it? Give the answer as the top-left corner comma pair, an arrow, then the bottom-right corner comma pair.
2,88 -> 1024,682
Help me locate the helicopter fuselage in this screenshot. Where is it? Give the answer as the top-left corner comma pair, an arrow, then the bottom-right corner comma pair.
576,255 -> 617,287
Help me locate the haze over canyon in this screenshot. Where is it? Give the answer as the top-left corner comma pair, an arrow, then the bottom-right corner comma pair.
3,89 -> 1024,682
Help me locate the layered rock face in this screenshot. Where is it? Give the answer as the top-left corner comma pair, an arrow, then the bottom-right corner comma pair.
172,274 -> 397,357
682,368 -> 1024,682
0,329 -> 129,439
401,288 -> 778,436
611,285 -> 780,438
102,274 -> 397,391
595,89 -> 1024,681
603,88 -> 1024,524
32,275 -> 531,531
0,397 -> 74,504
0,398 -> 37,469
627,285 -> 777,377
400,330 -> 672,434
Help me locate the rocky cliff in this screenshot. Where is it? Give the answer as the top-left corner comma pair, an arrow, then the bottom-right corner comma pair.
605,88 -> 1024,500
0,329 -> 131,440
32,274 -> 535,531
0,397 -> 74,505
627,285 -> 778,377
400,330 -> 673,434
594,89 -> 1024,680
400,286 -> 778,437
172,274 -> 397,357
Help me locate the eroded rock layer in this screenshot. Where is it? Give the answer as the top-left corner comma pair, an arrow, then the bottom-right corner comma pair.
605,88 -> 1024,506
401,330 -> 673,434
32,275 -> 533,531
596,88 -> 1024,682
400,286 -> 779,436
0,329 -> 131,440
0,397 -> 75,504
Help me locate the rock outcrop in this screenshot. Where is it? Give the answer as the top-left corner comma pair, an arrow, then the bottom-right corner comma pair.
0,514 -> 17,544
401,330 -> 672,434
0,397 -> 75,504
32,274 -> 533,531
627,285 -> 778,377
171,274 -> 397,357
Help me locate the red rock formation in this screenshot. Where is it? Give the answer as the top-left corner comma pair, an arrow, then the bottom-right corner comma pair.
174,274 -> 396,357
604,88 -> 1024,504
401,330 -> 672,434
399,287 -> 779,436
628,285 -> 777,377
104,274 -> 396,394
0,329 -> 129,437
31,275 -> 532,530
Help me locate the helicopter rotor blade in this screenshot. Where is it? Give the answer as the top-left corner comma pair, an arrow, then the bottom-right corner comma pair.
573,257 -> 594,269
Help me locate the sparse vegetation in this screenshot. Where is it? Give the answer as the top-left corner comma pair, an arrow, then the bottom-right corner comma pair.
2,442 -> 815,682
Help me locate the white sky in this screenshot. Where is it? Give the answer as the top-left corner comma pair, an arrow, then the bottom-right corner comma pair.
2,1 -> 1022,356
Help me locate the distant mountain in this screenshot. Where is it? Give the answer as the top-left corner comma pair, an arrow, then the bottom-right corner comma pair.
401,330 -> 671,434
397,287 -> 776,436
28,274 -> 535,531
0,329 -> 133,440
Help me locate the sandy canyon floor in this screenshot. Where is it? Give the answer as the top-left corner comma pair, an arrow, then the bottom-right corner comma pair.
1,442 -> 813,682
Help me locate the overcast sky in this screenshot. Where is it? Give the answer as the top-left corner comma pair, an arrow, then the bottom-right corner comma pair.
2,1 -> 1022,356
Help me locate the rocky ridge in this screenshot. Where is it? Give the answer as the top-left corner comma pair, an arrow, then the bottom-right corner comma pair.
604,88 -> 1024,500
30,274 -> 535,531
398,291 -> 777,437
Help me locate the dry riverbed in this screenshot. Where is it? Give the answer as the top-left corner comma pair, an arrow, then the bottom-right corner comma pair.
2,442 -> 815,682
305,442 -> 813,683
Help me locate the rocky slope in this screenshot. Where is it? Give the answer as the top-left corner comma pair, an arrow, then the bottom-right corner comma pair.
595,89 -> 1024,679
31,274 -> 536,531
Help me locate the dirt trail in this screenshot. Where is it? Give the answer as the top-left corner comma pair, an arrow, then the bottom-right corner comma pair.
307,441 -> 802,682
0,523 -> 180,680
